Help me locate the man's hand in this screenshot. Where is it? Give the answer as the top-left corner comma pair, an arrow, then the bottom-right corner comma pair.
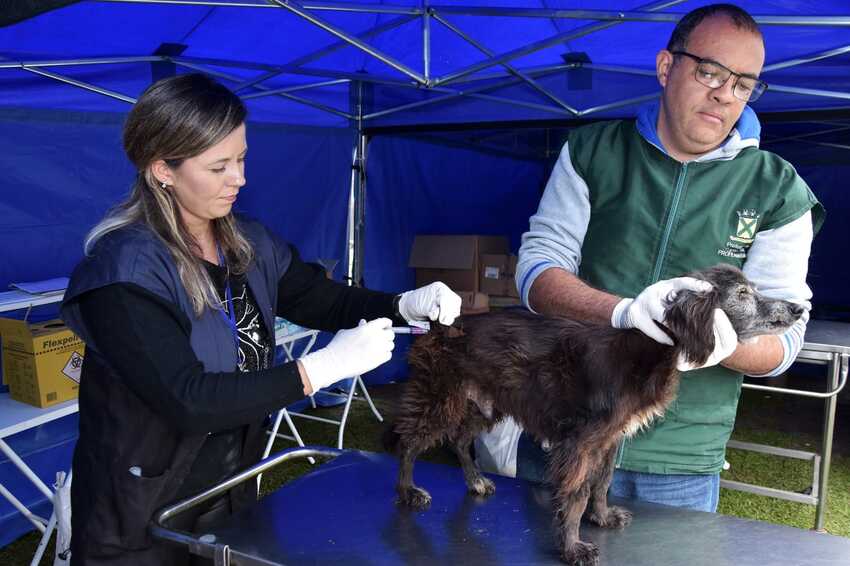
397,282 -> 462,326
611,277 -> 712,344
676,308 -> 739,371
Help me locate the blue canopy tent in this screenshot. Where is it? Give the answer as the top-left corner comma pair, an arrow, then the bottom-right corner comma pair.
1,0 -> 848,548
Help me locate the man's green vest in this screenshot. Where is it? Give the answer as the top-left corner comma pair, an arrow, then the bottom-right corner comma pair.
569,120 -> 824,474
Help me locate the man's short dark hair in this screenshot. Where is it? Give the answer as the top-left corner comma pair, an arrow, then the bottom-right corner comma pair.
666,4 -> 763,52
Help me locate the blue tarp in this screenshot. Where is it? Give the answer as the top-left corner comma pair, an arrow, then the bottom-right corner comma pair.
1,0 -> 848,549
1,1 -> 849,124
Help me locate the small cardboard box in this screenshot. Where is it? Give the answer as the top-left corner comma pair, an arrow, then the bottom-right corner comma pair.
479,253 -> 519,298
408,235 -> 509,293
489,295 -> 522,308
0,318 -> 85,408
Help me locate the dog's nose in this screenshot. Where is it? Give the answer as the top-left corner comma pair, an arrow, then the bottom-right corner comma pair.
790,303 -> 804,317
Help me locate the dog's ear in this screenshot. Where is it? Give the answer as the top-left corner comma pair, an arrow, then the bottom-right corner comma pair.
663,288 -> 718,367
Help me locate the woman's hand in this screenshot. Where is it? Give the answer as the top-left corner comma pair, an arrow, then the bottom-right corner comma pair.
298,318 -> 395,395
397,282 -> 462,326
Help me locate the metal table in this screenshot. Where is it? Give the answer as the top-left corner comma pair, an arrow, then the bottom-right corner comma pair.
0,394 -> 77,565
152,448 -> 850,565
0,289 -> 65,314
1,288 -> 71,565
722,319 -> 849,531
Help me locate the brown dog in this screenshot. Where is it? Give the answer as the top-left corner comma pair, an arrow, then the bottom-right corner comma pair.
388,264 -> 803,565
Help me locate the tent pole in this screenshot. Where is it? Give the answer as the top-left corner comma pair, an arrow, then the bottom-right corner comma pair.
764,45 -> 850,73
286,14 -> 418,69
431,12 -> 579,115
423,1 -> 431,83
240,78 -> 349,100
768,84 -> 850,102
762,124 -> 850,146
100,0 -> 421,15
171,60 -> 353,119
431,0 -> 689,87
429,6 -> 850,27
362,71 -> 576,121
268,0 -> 426,85
0,55 -> 159,69
20,67 -> 136,103
579,92 -> 660,116
347,81 -> 369,287
96,1 -> 850,26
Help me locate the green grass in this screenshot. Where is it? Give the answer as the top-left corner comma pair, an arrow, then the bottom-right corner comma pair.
720,426 -> 850,536
2,383 -> 847,565
256,389 -> 456,497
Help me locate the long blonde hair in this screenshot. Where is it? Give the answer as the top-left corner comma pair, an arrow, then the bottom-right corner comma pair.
86,73 -> 254,316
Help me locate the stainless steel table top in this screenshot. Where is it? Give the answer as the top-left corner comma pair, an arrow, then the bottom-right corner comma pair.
181,451 -> 850,566
802,319 -> 850,355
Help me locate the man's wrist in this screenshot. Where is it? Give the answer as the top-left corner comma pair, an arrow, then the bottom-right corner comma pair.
610,297 -> 632,328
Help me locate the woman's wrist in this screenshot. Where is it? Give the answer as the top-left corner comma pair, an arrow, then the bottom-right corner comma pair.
296,360 -> 313,396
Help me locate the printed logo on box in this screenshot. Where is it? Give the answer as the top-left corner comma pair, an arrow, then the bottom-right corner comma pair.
62,351 -> 84,384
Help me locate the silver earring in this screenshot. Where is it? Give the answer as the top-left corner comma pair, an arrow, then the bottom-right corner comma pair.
160,181 -> 167,189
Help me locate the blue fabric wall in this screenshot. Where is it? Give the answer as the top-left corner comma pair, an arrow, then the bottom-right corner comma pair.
0,108 -> 354,291
768,143 -> 850,320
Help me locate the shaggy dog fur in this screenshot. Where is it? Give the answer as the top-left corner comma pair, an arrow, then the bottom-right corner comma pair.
387,264 -> 803,565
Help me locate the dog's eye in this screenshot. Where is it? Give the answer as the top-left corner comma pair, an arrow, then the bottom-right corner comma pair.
737,286 -> 750,297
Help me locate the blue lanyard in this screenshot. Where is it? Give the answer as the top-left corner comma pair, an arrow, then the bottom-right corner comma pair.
216,245 -> 240,351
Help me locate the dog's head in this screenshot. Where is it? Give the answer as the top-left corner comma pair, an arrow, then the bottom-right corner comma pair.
663,264 -> 804,366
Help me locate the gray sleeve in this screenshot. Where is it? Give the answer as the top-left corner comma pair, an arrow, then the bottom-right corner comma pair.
515,141 -> 591,309
742,211 -> 814,377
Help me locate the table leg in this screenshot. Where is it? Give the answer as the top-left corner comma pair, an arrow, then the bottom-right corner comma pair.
814,353 -> 842,531
0,481 -> 47,531
0,437 -> 55,533
0,437 -> 63,564
30,509 -> 56,566
0,438 -> 53,498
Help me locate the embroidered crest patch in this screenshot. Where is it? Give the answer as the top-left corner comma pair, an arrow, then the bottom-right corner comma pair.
718,209 -> 761,259
731,209 -> 760,244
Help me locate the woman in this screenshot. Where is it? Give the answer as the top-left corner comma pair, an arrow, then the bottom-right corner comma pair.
61,73 -> 461,565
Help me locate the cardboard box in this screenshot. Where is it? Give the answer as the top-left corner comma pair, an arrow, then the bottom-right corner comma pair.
409,235 -> 509,293
479,253 -> 519,298
489,295 -> 522,308
458,292 -> 490,315
0,318 -> 84,408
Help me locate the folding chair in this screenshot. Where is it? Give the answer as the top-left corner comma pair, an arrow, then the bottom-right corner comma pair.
266,319 -> 383,453
261,323 -> 320,460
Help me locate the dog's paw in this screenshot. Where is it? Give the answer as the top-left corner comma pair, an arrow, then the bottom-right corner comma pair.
588,505 -> 632,529
606,506 -> 632,528
397,486 -> 432,509
560,540 -> 599,566
469,476 -> 496,497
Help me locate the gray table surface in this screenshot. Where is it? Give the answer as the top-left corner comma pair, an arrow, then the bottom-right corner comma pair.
802,319 -> 850,355
188,451 -> 850,565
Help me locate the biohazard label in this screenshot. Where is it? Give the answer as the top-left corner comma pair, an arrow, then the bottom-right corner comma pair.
62,351 -> 84,384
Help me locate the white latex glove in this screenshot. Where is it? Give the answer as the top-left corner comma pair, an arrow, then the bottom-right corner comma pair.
397,281 -> 462,326
676,308 -> 739,371
611,277 -> 713,345
299,318 -> 394,393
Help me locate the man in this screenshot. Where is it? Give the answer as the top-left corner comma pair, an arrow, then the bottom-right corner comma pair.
477,4 -> 824,512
